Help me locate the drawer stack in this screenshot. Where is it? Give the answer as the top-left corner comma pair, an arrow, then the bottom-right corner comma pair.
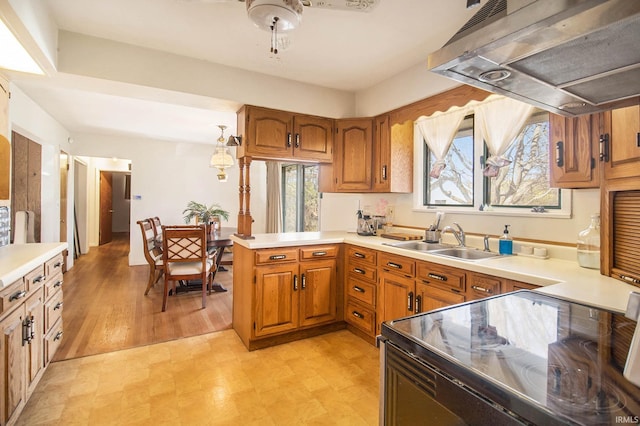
344,245 -> 378,340
44,253 -> 65,365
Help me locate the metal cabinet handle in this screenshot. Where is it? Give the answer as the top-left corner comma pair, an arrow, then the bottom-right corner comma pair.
23,316 -> 35,345
555,141 -> 564,167
287,133 -> 292,147
301,274 -> 306,290
54,261 -> 63,268
33,274 -> 46,283
408,291 -> 414,312
386,262 -> 402,269
9,290 -> 27,302
54,331 -> 64,341
54,302 -> 63,310
353,268 -> 365,275
382,165 -> 387,181
352,311 -> 364,319
599,134 -> 610,162
353,252 -> 365,259
53,280 -> 63,289
353,285 -> 365,293
415,295 -> 422,314
312,251 -> 327,256
472,285 -> 492,294
427,272 -> 447,282
269,254 -> 287,260
293,275 -> 298,291
295,133 -> 300,148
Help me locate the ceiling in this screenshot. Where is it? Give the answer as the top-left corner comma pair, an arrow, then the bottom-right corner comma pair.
6,0 -> 482,145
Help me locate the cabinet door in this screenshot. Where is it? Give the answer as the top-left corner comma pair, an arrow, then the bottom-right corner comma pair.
603,105 -> 640,180
25,290 -> 44,396
380,271 -> 414,324
334,118 -> 374,191
299,259 -> 336,327
255,263 -> 298,337
246,107 -> 293,159
293,115 -> 333,162
373,114 -> 391,192
549,113 -> 599,188
419,284 -> 466,313
0,306 -> 26,425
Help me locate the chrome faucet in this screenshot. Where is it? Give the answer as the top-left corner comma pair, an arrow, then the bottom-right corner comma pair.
442,223 -> 465,247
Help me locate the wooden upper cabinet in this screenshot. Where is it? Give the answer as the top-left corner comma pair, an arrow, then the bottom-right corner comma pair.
602,104 -> 640,180
549,113 -> 600,188
373,114 -> 391,192
333,118 -> 374,191
237,105 -> 333,163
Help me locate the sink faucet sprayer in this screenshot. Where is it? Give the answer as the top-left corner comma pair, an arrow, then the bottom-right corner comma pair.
442,223 -> 465,247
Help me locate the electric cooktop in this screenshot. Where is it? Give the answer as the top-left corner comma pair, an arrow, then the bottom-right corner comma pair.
383,291 -> 640,425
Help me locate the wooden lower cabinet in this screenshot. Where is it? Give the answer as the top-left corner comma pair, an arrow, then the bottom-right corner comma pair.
418,283 -> 466,312
0,251 -> 64,426
467,272 -> 504,300
505,279 -> 540,292
234,244 -> 341,350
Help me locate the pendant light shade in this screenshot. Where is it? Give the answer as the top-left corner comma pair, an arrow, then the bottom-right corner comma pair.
210,125 -> 235,182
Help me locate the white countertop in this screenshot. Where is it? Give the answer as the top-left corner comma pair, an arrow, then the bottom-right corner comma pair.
232,231 -> 639,314
0,243 -> 68,287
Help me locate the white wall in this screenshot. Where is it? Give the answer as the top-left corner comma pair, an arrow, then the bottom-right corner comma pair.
72,133 -> 266,265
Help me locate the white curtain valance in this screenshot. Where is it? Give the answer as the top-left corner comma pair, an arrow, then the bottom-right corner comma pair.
416,106 -> 469,178
474,96 -> 535,177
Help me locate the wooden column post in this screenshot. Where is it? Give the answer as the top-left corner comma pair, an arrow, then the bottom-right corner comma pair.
235,156 -> 254,239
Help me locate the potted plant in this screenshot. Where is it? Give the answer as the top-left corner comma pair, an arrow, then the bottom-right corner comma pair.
183,201 -> 230,228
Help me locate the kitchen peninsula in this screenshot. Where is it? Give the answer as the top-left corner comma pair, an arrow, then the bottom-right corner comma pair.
231,231 -> 638,350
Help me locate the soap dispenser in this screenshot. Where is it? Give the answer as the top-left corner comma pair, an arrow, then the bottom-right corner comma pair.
499,225 -> 513,255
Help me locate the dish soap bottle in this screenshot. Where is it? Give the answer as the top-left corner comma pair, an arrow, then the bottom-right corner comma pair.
577,213 -> 600,269
499,225 -> 513,255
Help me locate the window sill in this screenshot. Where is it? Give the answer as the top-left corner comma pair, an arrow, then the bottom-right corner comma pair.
412,206 -> 572,219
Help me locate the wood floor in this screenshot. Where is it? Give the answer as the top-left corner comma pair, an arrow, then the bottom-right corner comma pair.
54,232 -> 233,361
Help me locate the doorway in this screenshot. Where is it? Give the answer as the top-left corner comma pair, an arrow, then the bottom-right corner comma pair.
99,171 -> 131,245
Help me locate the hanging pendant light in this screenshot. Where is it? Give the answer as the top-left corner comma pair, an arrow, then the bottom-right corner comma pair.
210,125 -> 235,182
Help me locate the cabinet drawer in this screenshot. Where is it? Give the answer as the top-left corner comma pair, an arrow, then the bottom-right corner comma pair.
422,286 -> 466,312
416,261 -> 466,292
345,300 -> 376,335
255,247 -> 299,264
45,289 -> 64,332
348,262 -> 377,283
44,272 -> 63,300
24,265 -> 46,292
468,272 -> 503,299
45,253 -> 65,277
379,253 -> 415,277
346,245 -> 377,266
300,245 -> 338,260
0,279 -> 27,318
347,278 -> 376,307
44,320 -> 64,365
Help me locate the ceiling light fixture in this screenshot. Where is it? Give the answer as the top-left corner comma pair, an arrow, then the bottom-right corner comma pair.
246,0 -> 303,54
210,125 -> 235,182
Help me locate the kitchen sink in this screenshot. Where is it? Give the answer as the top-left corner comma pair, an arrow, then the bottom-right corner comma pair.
430,247 -> 500,261
384,241 -> 501,261
383,241 -> 451,252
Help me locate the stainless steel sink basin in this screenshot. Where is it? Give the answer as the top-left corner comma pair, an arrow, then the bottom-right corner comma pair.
430,247 -> 501,261
384,241 -> 451,252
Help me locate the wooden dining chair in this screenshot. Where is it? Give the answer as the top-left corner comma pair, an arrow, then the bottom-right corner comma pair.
161,224 -> 216,312
137,219 -> 164,295
149,216 -> 163,255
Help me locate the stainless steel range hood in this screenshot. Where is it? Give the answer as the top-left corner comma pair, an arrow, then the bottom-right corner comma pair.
428,0 -> 640,116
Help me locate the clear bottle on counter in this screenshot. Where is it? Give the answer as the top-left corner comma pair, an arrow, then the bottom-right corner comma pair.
577,213 -> 600,269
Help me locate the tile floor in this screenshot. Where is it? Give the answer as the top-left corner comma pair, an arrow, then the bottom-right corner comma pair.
18,330 -> 380,425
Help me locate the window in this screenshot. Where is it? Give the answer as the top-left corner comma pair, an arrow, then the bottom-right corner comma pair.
282,164 -> 320,232
418,108 -> 568,215
424,115 -> 474,207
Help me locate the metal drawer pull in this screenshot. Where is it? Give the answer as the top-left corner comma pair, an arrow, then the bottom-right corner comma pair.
269,254 -> 287,260
353,252 -> 365,259
54,302 -> 63,310
33,274 -> 46,283
620,275 -> 640,284
54,261 -> 63,268
312,251 -> 327,256
387,262 -> 402,269
352,311 -> 364,319
353,286 -> 365,293
472,285 -> 492,294
9,290 -> 27,302
353,268 -> 365,275
53,280 -> 63,288
54,331 -> 63,341
427,273 -> 447,281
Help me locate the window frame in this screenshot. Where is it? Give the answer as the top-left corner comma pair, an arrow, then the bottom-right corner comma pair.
281,163 -> 321,232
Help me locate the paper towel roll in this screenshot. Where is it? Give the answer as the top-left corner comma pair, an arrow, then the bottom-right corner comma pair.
14,210 -> 35,244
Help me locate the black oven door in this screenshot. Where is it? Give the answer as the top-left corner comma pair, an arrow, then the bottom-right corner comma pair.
383,341 -> 526,426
